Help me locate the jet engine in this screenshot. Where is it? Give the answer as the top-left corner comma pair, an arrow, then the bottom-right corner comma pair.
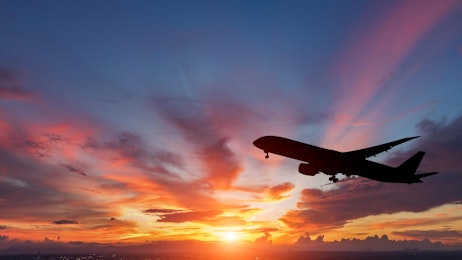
298,163 -> 319,176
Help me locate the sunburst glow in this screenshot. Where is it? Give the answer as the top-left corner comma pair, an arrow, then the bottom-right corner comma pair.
222,231 -> 238,242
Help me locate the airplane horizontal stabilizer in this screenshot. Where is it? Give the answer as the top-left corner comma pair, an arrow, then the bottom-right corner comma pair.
415,172 -> 439,179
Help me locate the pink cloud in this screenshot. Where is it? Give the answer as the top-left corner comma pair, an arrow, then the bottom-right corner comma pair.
152,98 -> 244,190
267,182 -> 295,201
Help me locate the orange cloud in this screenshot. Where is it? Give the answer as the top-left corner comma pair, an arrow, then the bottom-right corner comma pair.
267,182 -> 295,201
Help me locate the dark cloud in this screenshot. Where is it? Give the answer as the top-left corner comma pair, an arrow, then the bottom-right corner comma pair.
20,133 -> 66,158
253,227 -> 278,246
23,139 -> 51,158
292,233 -> 456,251
0,148 -> 112,222
143,208 -> 183,214
281,115 -> 462,231
89,218 -> 138,235
103,131 -> 185,178
0,68 -> 34,100
281,179 -> 390,230
61,163 -> 88,177
393,229 -> 462,241
52,220 -> 78,225
0,225 -> 7,230
107,131 -> 146,159
255,232 -> 272,246
157,210 -> 221,223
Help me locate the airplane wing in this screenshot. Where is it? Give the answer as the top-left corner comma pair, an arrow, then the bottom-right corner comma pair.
343,136 -> 419,159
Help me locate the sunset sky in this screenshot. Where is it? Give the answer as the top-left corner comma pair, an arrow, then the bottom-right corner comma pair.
1,0 -> 462,250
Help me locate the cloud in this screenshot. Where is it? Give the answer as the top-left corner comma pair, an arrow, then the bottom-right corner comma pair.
0,225 -> 7,230
0,145 -> 114,227
149,208 -> 245,227
101,131 -> 185,179
255,232 -> 272,246
280,179 -> 388,230
143,208 -> 183,214
61,163 -> 88,177
89,218 -> 138,234
52,220 -> 79,225
157,210 -> 221,223
0,68 -> 35,100
267,182 -> 295,201
73,127 -> 235,222
393,229 -> 462,241
234,182 -> 296,202
292,233 -> 455,251
368,215 -> 462,231
281,114 -> 462,232
152,98 -> 243,190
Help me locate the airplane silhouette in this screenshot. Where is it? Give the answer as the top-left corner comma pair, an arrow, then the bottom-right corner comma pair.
253,136 -> 438,184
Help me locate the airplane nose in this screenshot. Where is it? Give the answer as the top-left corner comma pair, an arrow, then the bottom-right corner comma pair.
253,137 -> 265,149
253,138 -> 261,148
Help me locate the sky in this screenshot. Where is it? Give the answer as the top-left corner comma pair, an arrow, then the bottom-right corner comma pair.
0,0 -> 462,252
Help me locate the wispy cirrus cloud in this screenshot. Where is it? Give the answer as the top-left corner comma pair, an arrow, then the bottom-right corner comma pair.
61,163 -> 88,177
0,68 -> 35,101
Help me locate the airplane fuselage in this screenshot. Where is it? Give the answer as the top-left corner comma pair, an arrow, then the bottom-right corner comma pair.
253,136 -> 429,183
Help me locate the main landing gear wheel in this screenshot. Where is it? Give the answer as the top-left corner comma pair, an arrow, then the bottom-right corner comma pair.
265,152 -> 269,159
329,176 -> 339,183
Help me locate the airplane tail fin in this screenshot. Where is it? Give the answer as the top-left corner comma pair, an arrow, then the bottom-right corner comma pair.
397,152 -> 439,183
397,151 -> 425,175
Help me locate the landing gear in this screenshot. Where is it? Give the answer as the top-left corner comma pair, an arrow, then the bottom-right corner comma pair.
265,151 -> 269,159
329,175 -> 339,183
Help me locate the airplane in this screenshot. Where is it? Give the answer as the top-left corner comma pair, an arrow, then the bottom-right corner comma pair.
253,135 -> 438,184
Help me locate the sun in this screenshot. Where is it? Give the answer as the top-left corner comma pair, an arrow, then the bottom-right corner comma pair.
222,231 -> 238,242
